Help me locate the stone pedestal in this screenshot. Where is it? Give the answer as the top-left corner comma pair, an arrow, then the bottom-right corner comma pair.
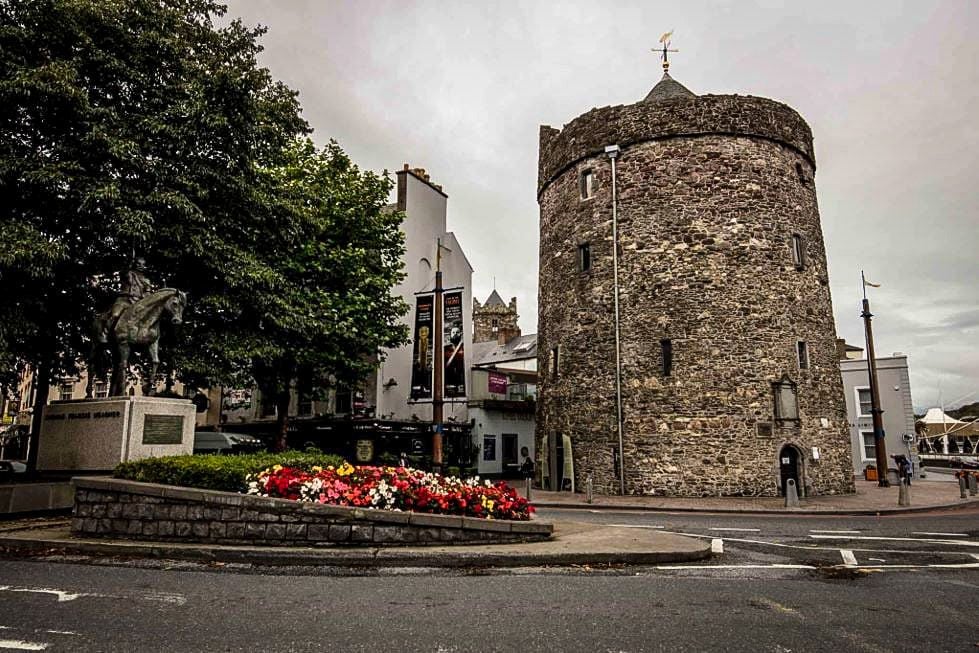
37,397 -> 194,471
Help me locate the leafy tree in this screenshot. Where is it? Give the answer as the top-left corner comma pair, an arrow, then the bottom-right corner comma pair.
0,0 -> 406,463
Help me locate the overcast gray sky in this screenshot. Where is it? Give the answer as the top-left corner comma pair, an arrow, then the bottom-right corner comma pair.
226,0 -> 978,412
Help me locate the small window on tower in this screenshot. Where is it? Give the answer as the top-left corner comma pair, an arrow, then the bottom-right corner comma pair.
578,243 -> 591,272
797,341 -> 809,369
579,169 -> 594,200
550,346 -> 560,379
660,339 -> 673,376
795,162 -> 809,185
790,234 -> 806,270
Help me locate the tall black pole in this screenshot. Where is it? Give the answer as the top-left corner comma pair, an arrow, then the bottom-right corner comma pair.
431,242 -> 444,473
861,287 -> 889,487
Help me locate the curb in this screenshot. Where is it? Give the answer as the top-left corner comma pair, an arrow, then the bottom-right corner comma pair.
0,528 -> 712,568
531,497 -> 979,516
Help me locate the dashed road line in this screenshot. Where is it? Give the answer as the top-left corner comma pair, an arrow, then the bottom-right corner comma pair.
0,640 -> 49,651
840,550 -> 858,567
912,532 -> 969,538
711,539 -> 724,554
809,535 -> 979,547
709,528 -> 760,533
810,530 -> 860,534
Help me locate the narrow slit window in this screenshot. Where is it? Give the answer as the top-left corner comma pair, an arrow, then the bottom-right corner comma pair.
790,234 -> 805,269
660,339 -> 673,376
579,169 -> 594,199
578,243 -> 591,272
551,346 -> 560,378
797,341 -> 809,369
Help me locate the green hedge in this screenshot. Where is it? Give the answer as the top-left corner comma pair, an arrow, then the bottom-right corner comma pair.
114,451 -> 345,493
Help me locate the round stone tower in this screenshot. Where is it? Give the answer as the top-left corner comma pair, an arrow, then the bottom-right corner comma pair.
536,69 -> 854,497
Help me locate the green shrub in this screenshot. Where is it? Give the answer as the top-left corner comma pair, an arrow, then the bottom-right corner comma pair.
114,451 -> 345,493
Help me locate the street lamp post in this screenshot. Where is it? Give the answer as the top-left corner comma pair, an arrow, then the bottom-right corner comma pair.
861,272 -> 888,487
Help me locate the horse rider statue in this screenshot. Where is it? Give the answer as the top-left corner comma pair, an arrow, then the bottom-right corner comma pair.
87,258 -> 187,398
104,257 -> 153,336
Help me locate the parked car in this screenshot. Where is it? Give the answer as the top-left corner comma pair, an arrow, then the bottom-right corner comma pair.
193,431 -> 265,455
0,460 -> 27,482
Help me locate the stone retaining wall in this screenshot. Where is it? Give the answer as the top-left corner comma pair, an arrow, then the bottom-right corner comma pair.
71,477 -> 551,546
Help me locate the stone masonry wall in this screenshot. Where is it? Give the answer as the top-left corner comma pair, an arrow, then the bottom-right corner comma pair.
536,93 -> 854,498
71,477 -> 551,546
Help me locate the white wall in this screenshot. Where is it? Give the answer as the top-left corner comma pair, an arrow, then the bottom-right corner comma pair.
375,171 -> 473,423
840,355 -> 917,476
470,407 -> 535,476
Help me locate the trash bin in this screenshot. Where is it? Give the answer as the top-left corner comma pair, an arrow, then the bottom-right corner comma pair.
864,465 -> 877,482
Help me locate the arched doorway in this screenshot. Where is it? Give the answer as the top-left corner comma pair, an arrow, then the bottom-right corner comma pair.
778,444 -> 802,497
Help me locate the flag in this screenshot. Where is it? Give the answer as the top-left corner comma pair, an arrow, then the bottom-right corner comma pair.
863,279 -> 881,288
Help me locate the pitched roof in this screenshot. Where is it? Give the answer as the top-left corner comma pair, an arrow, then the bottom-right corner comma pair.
484,290 -> 506,307
472,334 -> 537,367
919,408 -> 964,425
643,72 -> 697,103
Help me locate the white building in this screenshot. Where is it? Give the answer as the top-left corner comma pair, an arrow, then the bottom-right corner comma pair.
838,343 -> 917,479
372,165 -> 473,425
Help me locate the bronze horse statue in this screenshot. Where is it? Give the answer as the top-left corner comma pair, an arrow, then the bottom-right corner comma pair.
86,288 -> 187,397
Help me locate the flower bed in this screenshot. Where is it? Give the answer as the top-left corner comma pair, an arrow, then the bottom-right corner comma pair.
248,463 -> 533,521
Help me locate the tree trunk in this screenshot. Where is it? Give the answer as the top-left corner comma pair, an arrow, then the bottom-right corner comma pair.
26,358 -> 51,473
273,388 -> 291,452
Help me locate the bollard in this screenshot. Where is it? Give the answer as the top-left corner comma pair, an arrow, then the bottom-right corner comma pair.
969,473 -> 978,496
959,474 -> 968,499
898,478 -> 910,507
525,476 -> 532,502
784,478 -> 800,508
585,475 -> 594,504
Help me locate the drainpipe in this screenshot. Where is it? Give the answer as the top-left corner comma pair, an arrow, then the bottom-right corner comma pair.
606,144 -> 625,495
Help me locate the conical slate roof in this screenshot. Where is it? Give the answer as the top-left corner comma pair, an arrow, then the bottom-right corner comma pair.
643,72 -> 696,103
484,289 -> 505,307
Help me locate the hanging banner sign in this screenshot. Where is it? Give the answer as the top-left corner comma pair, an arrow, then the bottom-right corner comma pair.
410,295 -> 434,399
443,291 -> 466,398
488,371 -> 508,395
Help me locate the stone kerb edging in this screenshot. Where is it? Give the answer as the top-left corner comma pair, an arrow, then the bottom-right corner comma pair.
70,477 -> 552,547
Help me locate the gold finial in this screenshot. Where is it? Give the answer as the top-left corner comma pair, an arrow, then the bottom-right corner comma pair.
654,30 -> 678,73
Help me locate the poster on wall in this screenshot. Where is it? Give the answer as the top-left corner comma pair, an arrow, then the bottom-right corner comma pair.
410,295 -> 434,399
443,291 -> 466,398
488,371 -> 508,395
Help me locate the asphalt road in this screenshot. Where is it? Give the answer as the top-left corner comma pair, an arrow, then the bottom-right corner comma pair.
0,506 -> 976,652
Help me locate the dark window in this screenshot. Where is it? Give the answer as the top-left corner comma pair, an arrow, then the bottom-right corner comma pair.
335,389 -> 352,414
757,422 -> 774,438
661,339 -> 673,376
797,341 -> 809,369
483,435 -> 497,461
579,169 -> 594,199
795,162 -> 809,185
260,393 -> 277,418
861,432 -> 876,460
790,234 -> 806,269
550,346 -> 560,378
59,382 -> 73,401
578,243 -> 591,272
502,434 -> 518,467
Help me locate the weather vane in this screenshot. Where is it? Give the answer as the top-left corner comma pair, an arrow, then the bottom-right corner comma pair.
654,30 -> 678,73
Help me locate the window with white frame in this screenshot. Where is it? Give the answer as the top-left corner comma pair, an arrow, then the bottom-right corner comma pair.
59,382 -> 73,401
856,388 -> 872,416
94,381 -> 109,399
861,431 -> 877,461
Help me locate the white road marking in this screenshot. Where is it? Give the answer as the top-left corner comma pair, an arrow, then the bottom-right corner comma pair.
840,550 -> 858,567
972,554 -> 979,561
709,528 -> 760,532
0,587 -> 88,603
609,524 -> 665,529
711,538 -> 724,554
810,530 -> 860,534
41,631 -> 77,636
912,532 -> 969,537
810,535 -> 979,548
0,640 -> 49,651
656,564 -> 817,570
868,558 -> 886,562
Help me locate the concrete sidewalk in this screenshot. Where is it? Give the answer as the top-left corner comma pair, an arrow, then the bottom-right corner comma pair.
0,518 -> 712,568
522,479 -> 979,515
